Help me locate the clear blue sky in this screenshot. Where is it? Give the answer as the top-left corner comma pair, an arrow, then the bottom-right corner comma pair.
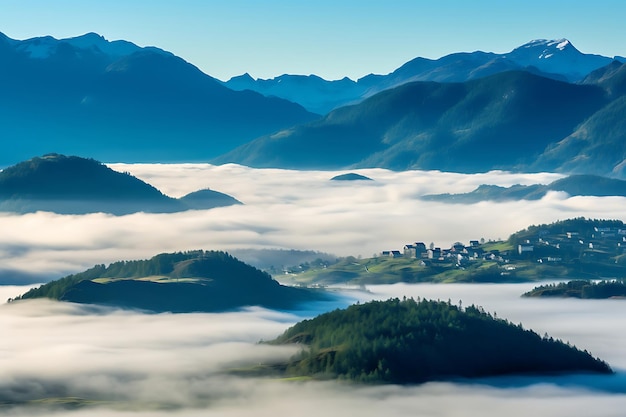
1,0 -> 624,81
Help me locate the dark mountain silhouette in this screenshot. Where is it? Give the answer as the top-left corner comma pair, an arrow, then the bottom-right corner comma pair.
0,32 -> 318,166
548,175 -> 626,196
179,189 -> 242,209
224,39 -> 619,114
330,173 -> 373,181
0,154 -> 240,214
214,71 -> 611,173
422,175 -> 626,203
14,251 -> 328,312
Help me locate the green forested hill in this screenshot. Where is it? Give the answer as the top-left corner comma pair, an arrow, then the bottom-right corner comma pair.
268,298 -> 611,383
523,279 -> 626,299
13,250 -> 326,312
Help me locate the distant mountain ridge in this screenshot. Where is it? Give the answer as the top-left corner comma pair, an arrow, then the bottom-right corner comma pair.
421,175 -> 626,203
0,154 -> 240,214
224,39 -> 625,114
0,32 -> 318,167
0,31 -> 167,60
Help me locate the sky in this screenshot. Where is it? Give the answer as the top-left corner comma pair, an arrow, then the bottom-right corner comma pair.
1,1 -> 625,81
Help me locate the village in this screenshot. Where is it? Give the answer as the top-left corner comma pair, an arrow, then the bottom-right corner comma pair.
381,223 -> 626,268
277,220 -> 626,284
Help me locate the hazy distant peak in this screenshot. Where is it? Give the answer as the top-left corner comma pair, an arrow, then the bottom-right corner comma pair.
230,72 -> 255,81
62,32 -> 139,57
4,31 -> 169,60
69,32 -> 108,43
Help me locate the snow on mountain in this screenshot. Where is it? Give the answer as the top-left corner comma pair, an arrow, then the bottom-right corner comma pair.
14,35 -> 58,59
3,32 -> 169,60
506,39 -> 612,80
553,39 -> 571,50
64,32 -> 170,58
225,38 -> 615,114
64,32 -> 140,57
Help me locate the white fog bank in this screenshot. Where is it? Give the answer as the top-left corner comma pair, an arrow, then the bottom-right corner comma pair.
2,283 -> 626,416
2,164 -> 624,283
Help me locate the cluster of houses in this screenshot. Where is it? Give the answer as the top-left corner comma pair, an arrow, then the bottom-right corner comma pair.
381,225 -> 626,266
530,225 -> 626,262
381,240 -> 505,265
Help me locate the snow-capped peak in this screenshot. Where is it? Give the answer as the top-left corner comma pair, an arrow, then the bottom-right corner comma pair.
511,38 -> 577,60
546,39 -> 571,50
505,38 -> 611,81
519,38 -> 571,51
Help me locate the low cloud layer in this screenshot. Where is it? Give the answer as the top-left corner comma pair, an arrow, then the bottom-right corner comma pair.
1,163 -> 624,283
2,284 -> 626,416
2,164 -> 626,414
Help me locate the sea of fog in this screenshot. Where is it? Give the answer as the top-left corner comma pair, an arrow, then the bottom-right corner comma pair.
2,163 -> 626,283
2,164 -> 626,415
2,283 -> 626,416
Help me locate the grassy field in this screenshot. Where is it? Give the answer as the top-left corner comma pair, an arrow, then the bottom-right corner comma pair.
279,256 -> 571,286
92,276 -> 209,284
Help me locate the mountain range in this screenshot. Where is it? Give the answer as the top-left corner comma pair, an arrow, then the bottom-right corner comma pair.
3,32 -> 626,178
421,175 -> 626,203
215,65 -> 626,176
224,39 -> 626,114
0,154 -> 240,214
0,32 -> 317,167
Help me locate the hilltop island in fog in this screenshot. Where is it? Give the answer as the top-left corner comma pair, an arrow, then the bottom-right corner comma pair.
0,154 -> 241,215
13,250 -> 329,312
262,298 -> 611,383
523,279 -> 626,299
